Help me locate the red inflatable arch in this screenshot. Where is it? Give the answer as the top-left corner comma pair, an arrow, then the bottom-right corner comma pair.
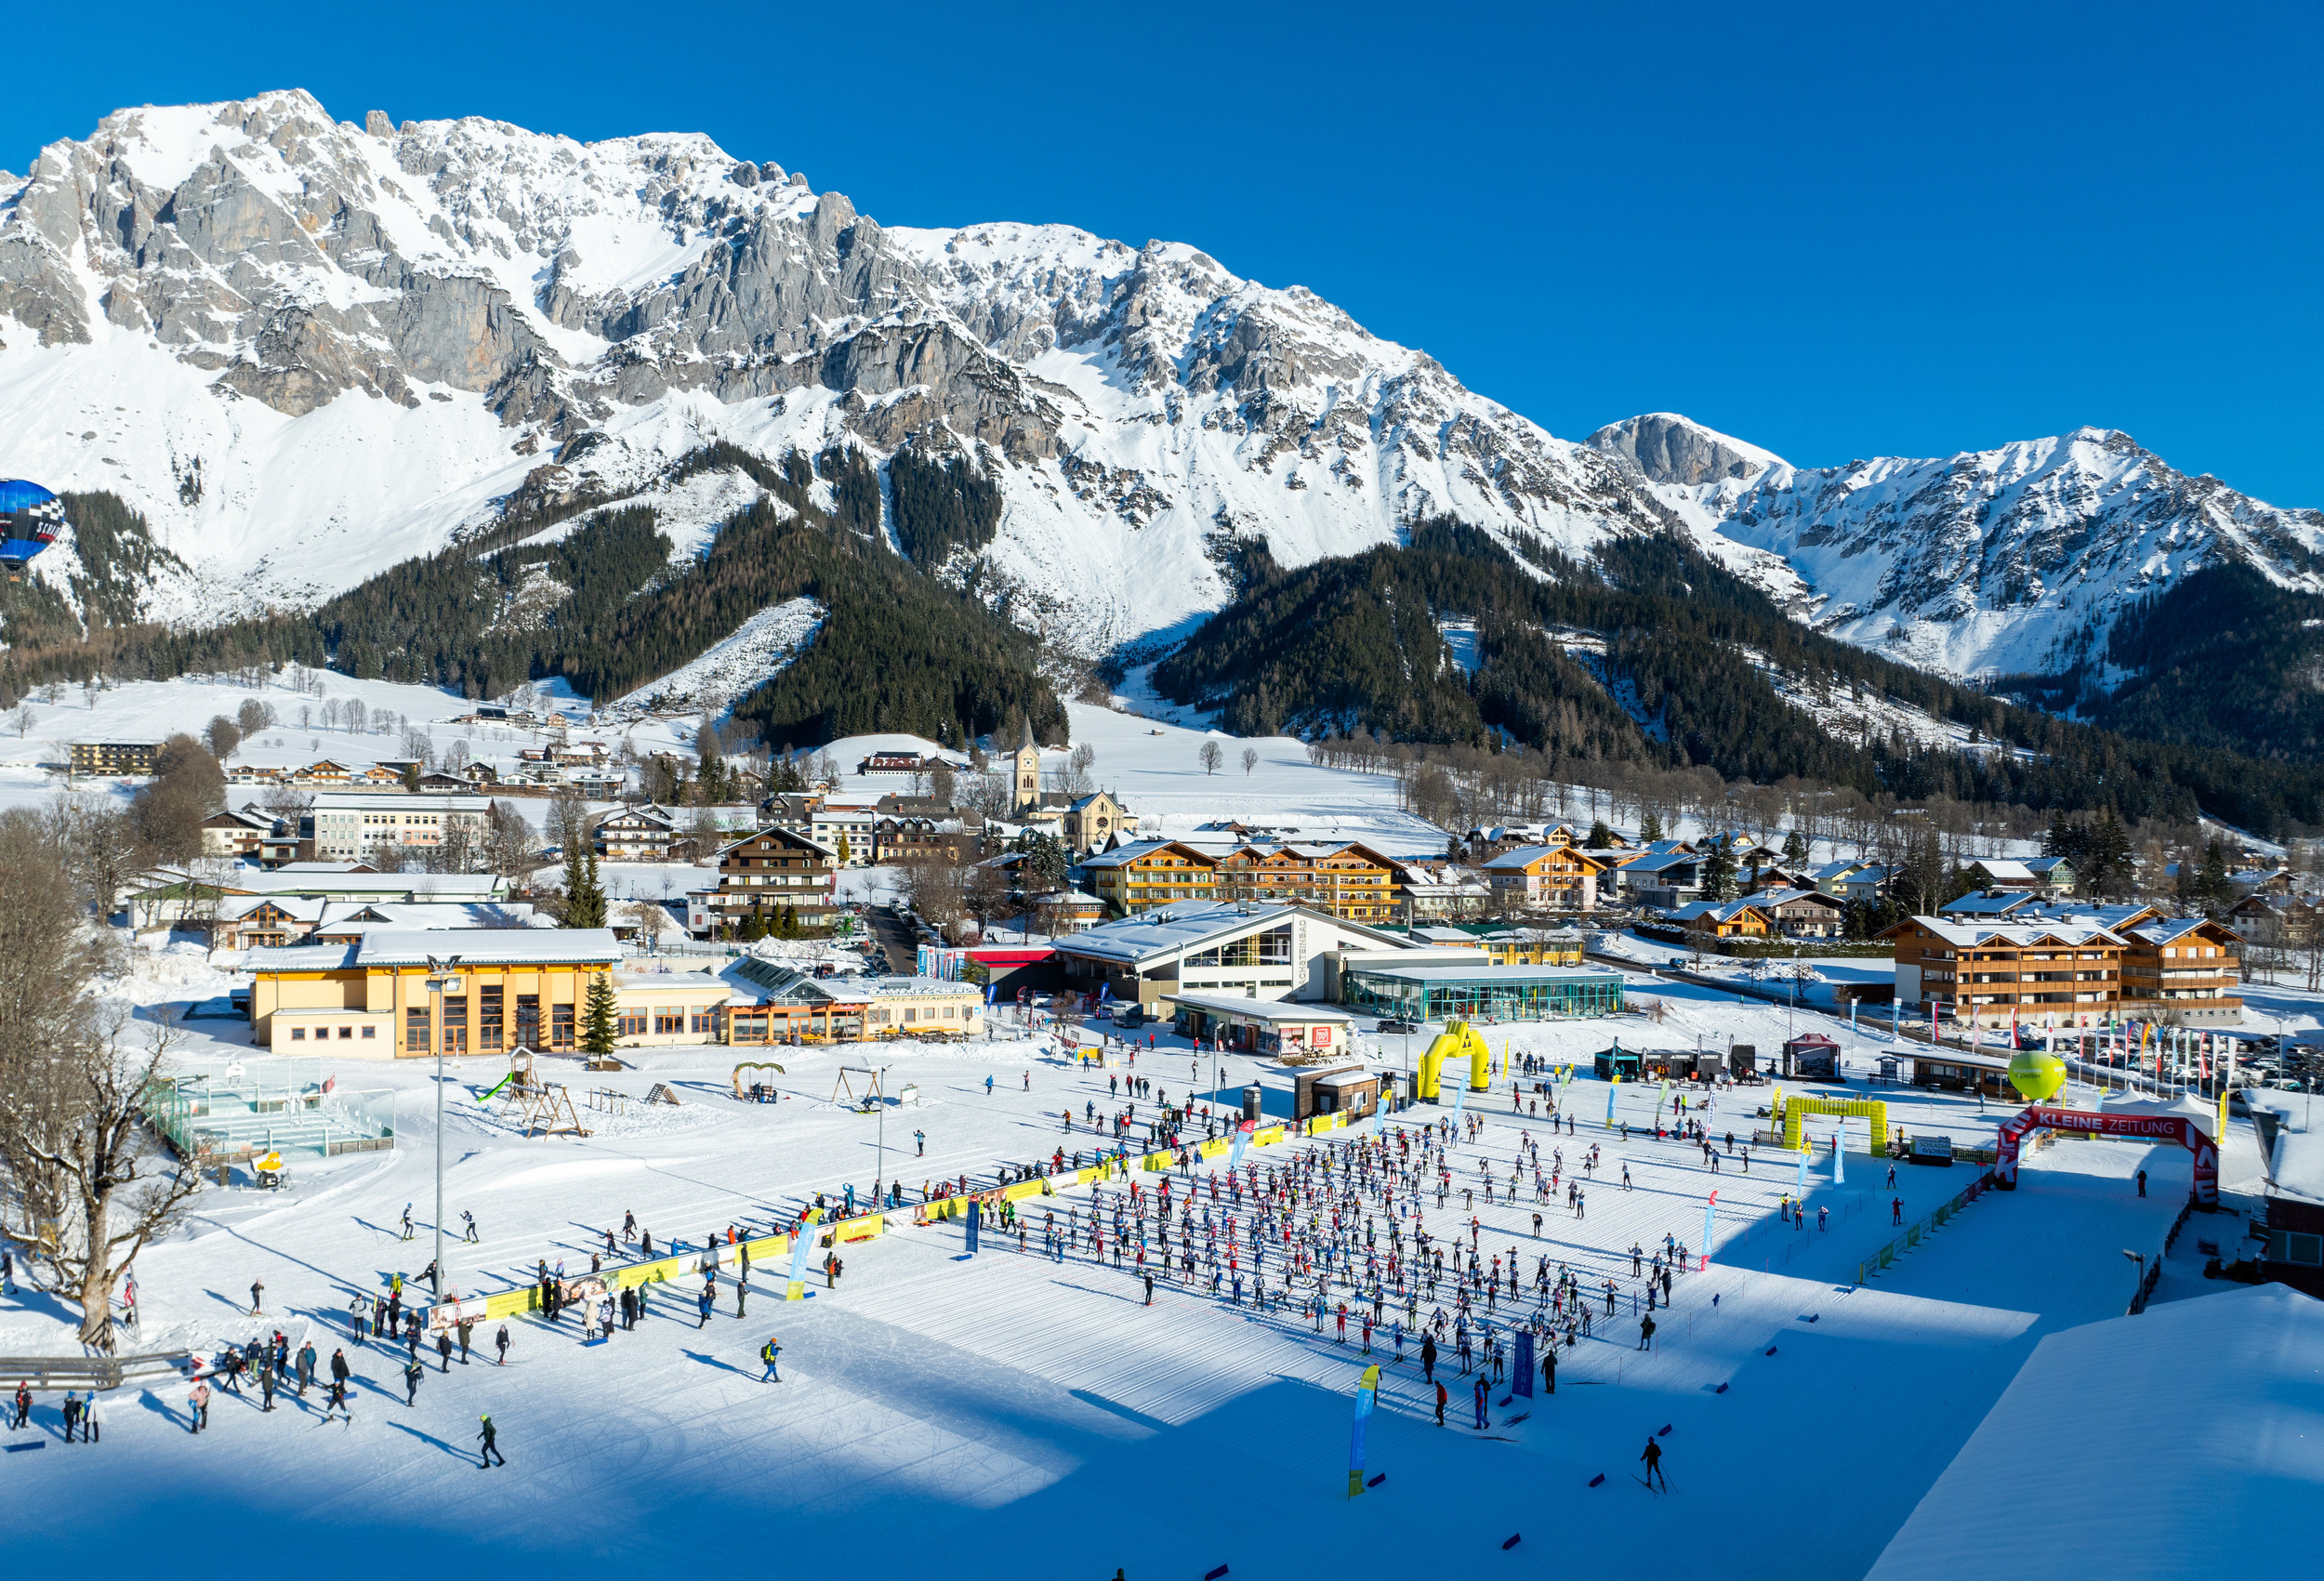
1993,1105 -> 2217,1206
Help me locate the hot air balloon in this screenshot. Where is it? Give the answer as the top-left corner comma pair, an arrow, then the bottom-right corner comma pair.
0,480 -> 65,579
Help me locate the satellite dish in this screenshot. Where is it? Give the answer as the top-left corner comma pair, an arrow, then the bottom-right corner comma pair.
0,480 -> 65,579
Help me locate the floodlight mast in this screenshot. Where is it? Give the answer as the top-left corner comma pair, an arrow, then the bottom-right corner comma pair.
426,953 -> 464,1303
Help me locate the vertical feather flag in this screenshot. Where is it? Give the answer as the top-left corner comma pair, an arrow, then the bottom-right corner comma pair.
786,1207 -> 820,1301
1347,1364 -> 1382,1496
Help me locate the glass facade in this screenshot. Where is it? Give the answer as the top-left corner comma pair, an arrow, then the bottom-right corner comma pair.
1183,925 -> 1293,968
1342,968 -> 1624,1021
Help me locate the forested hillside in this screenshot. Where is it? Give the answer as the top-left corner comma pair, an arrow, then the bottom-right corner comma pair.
1997,563 -> 2324,765
0,445 -> 1067,751
1155,524 -> 2324,837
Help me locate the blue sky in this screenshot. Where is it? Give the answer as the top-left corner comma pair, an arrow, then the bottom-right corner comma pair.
6,1 -> 2317,506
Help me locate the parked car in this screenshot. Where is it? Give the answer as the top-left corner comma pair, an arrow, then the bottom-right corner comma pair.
1375,1019 -> 1419,1034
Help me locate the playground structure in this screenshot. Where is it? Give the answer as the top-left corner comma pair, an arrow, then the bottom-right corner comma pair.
585,1087 -> 627,1116
502,1079 -> 590,1139
1777,1093 -> 1891,1153
832,1065 -> 886,1112
644,1083 -> 681,1106
1995,1104 -> 2217,1206
733,1061 -> 787,1101
1416,1021 -> 1490,1101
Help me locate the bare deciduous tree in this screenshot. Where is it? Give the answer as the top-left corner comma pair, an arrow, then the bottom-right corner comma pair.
1198,741 -> 1223,776
0,821 -> 198,1349
1241,745 -> 1260,776
624,898 -> 670,951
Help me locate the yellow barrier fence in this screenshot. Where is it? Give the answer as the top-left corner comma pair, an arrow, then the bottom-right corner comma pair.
471,1213 -> 888,1316
457,1104 -> 1379,1320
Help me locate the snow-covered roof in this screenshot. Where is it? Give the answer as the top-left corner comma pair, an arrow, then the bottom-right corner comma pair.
1619,850 -> 1702,875
1938,890 -> 2038,917
1162,993 -> 1356,1024
1053,902 -> 1408,967
1866,1285 -> 2320,1581
1968,858 -> 2037,881
1895,916 -> 2129,948
1480,843 -> 1604,871
351,929 -> 621,968
1343,961 -> 1623,985
1742,887 -> 1842,910
1665,899 -> 1769,925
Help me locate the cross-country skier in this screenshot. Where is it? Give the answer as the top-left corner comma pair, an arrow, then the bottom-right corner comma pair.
1640,1436 -> 1666,1491
479,1414 -> 505,1468
761,1336 -> 783,1382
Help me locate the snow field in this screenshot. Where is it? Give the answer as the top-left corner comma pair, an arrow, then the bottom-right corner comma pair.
0,960 -> 2212,1575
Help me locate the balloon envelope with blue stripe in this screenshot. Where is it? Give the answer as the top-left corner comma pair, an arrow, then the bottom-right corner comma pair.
0,480 -> 65,568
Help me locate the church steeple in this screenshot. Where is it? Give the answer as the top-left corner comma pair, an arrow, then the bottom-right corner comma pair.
1012,721 -> 1041,812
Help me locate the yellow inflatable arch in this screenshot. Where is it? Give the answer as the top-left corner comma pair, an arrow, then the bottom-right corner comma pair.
1417,1020 -> 1492,1100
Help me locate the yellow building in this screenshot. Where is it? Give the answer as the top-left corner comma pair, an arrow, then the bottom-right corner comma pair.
611,969 -> 736,1047
724,957 -> 986,1044
247,929 -> 621,1056
1081,840 -> 1221,916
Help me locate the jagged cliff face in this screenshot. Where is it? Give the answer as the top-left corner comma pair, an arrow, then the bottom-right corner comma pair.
2,92 -> 2315,692
0,90 -> 1667,647
1590,416 -> 2324,679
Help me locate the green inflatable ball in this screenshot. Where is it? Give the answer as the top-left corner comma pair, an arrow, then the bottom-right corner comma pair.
2006,1050 -> 2067,1103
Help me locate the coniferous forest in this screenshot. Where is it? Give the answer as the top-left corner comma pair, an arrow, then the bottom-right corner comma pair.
0,444 -> 1066,751
1154,521 -> 2324,836
2,443 -> 2321,832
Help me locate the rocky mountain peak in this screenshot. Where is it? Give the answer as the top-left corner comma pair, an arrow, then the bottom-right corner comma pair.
1587,413 -> 1783,486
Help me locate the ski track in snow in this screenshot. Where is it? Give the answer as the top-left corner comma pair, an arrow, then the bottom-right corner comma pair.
0,935 -> 2267,1576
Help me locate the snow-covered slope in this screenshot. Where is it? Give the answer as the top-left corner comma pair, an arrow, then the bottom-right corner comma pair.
1590,413 -> 2324,680
6,93 -> 2316,699
0,90 -> 1668,651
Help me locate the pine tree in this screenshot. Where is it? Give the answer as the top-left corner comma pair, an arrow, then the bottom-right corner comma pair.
581,973 -> 619,1057
1781,827 -> 1807,863
1700,839 -> 1736,902
1585,819 -> 1614,850
1639,810 -> 1663,842
563,846 -> 608,929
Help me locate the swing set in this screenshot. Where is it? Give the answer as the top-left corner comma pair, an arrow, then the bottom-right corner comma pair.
832,1065 -> 886,1111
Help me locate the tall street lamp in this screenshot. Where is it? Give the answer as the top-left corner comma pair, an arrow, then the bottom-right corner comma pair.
875,1061 -> 892,1209
424,952 -> 465,1302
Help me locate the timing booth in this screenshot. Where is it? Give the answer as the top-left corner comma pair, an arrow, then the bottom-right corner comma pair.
1779,1034 -> 1844,1082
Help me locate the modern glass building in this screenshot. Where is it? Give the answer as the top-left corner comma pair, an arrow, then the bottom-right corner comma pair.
1340,963 -> 1626,1021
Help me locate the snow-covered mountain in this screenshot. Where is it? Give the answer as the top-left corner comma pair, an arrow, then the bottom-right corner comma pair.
1590,413 -> 2324,680
0,89 -> 1663,652
3,91 -> 2317,696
